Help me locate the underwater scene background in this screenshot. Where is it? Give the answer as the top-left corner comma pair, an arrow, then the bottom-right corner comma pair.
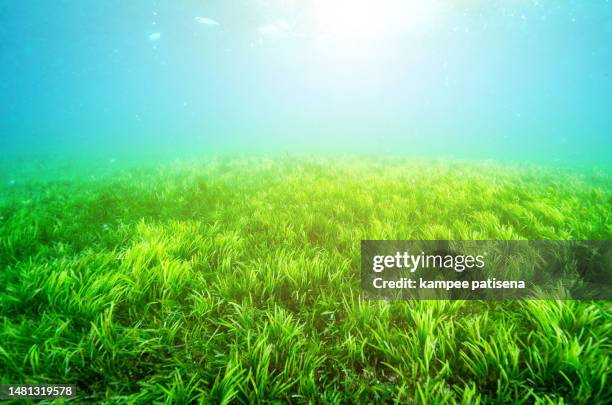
2,0 -> 612,163
1,1 -> 611,403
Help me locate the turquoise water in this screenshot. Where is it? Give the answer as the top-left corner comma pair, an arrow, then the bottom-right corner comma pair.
1,1 -> 611,164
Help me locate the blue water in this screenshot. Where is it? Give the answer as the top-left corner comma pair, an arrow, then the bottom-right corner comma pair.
1,1 -> 611,164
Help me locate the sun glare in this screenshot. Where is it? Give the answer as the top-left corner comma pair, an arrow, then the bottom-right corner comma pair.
313,0 -> 436,46
314,0 -> 385,42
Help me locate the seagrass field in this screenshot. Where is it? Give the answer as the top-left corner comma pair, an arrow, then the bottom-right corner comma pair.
1,156 -> 610,403
3,0 -> 612,403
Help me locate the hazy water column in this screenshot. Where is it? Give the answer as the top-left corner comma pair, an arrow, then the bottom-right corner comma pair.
0,1 -> 610,164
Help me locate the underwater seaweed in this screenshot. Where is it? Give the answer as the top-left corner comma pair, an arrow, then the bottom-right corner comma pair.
0,157 -> 610,403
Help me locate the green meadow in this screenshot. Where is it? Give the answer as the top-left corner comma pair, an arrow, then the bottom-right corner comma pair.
0,157 -> 610,404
